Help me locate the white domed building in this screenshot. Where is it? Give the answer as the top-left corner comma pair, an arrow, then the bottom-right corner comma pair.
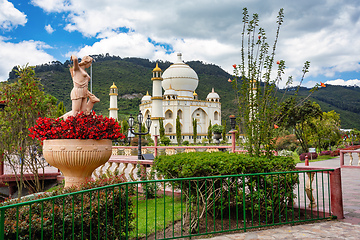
140,53 -> 221,143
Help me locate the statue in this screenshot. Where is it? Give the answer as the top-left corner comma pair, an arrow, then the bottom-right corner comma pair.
61,55 -> 99,120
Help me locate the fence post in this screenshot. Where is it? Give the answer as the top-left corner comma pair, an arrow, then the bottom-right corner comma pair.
229,130 -> 237,153
329,168 -> 344,219
340,151 -> 344,167
154,135 -> 158,157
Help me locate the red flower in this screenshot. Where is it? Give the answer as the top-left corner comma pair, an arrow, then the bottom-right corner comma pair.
320,82 -> 326,87
258,36 -> 261,39
232,64 -> 237,69
276,61 -> 280,64
228,78 -> 232,82
274,124 -> 279,129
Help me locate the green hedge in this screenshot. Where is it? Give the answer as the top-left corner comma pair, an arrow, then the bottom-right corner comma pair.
1,176 -> 134,239
154,152 -> 298,224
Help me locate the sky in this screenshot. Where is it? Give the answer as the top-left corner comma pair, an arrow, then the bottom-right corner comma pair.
0,0 -> 360,89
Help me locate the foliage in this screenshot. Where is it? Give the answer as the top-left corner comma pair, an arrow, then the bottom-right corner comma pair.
279,99 -> 322,153
55,101 -> 66,118
160,136 -> 171,146
222,120 -> 227,140
136,165 -> 158,199
154,152 -> 298,228
278,149 -> 293,157
275,134 -> 298,151
211,124 -> 224,134
192,118 -> 197,143
0,65 -> 57,197
176,115 -> 181,145
183,140 -> 189,146
29,111 -> 124,141
299,152 -> 318,161
1,175 -> 135,239
207,120 -> 213,143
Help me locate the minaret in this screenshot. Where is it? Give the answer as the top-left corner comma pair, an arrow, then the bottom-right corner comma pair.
150,63 -> 164,136
109,82 -> 118,120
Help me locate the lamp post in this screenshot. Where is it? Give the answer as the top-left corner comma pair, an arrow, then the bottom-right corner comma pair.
128,111 -> 152,160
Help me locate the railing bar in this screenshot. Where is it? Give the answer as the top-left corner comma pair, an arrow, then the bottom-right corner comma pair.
97,190 -> 101,239
242,175 -> 246,232
180,180 -> 183,238
89,191 -> 92,240
118,187 -> 121,240
105,188 -> 108,239
264,175 -> 268,225
284,173 -> 287,224
172,181 -> 175,238
81,192 -> 84,240
257,175 -> 260,227
41,201 -> 44,240
125,185 -> 129,240
16,206 -> 19,240
290,173 -> 294,225
205,179 -> 208,234
250,175 -> 254,227
163,182 -> 166,239
189,180 -> 192,236
112,187 -> 115,239
220,178 -> 223,231
29,204 -> 32,239
62,198 -> 65,240
154,181 -> 157,240
235,176 -> 239,229
51,200 -> 55,239
271,175 -> 274,225
212,178 -> 215,232
146,183 -> 148,239
297,173 -> 301,221
228,177 -> 231,230
277,174 -> 281,224
197,179 -> 200,234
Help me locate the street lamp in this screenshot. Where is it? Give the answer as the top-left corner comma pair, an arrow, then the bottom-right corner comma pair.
229,115 -> 236,131
128,111 -> 152,160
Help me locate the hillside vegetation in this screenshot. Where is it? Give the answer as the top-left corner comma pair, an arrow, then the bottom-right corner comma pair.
6,54 -> 360,129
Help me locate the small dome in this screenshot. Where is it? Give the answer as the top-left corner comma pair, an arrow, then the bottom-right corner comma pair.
110,82 -> 117,89
164,85 -> 178,96
193,91 -> 198,96
152,62 -> 162,72
141,91 -> 151,102
206,88 -> 220,101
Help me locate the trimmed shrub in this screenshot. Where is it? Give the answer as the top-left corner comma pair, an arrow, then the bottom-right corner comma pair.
1,176 -> 134,239
154,152 -> 298,225
299,152 -> 318,161
160,136 -> 171,146
331,150 -> 340,156
319,150 -> 331,156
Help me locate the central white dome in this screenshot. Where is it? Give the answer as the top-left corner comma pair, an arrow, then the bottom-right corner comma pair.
162,53 -> 199,99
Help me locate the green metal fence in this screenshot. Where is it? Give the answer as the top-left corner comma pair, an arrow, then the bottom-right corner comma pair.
0,169 -> 334,239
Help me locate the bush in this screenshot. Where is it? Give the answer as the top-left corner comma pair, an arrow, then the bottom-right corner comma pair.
319,150 -> 331,156
1,176 -> 134,239
331,150 -> 340,156
183,140 -> 189,146
154,152 -> 297,223
275,134 -> 298,151
160,136 -> 171,146
211,124 -> 224,134
299,152 -> 318,161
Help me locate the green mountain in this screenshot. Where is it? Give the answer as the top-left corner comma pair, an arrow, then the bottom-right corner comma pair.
6,55 -> 360,129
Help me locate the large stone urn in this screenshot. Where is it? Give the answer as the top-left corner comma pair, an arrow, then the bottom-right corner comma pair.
43,139 -> 112,187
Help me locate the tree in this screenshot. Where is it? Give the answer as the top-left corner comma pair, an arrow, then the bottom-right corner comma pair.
207,120 -> 213,143
280,99 -> 322,153
231,8 -> 314,157
0,65 -> 57,198
56,101 -> 66,118
159,118 -> 165,139
222,120 -> 227,141
176,115 -> 182,145
192,118 -> 197,144
121,119 -> 129,143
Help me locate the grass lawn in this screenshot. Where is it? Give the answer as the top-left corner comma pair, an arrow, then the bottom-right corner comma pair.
131,195 -> 184,238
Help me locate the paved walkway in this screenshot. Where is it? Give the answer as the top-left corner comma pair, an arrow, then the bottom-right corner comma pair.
199,156 -> 360,239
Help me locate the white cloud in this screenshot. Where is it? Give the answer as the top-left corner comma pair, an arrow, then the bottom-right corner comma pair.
0,0 -> 27,31
45,24 -> 55,34
325,79 -> 360,87
31,0 -> 70,13
0,40 -> 54,81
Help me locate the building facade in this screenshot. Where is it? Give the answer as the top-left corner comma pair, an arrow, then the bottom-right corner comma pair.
139,53 -> 221,143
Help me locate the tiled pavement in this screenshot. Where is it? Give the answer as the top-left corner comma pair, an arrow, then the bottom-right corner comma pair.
198,156 -> 360,239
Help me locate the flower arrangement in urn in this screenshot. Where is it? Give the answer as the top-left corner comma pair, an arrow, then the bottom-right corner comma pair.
28,55 -> 124,187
